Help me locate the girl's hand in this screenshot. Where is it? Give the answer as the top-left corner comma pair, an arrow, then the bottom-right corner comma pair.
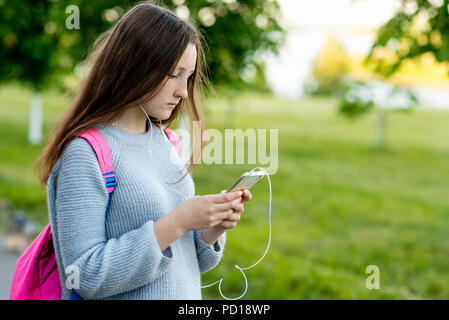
241,189 -> 252,203
217,189 -> 252,230
172,190 -> 243,233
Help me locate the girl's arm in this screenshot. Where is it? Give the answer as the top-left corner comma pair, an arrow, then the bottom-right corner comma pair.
153,211 -> 185,251
52,138 -> 175,300
201,225 -> 227,245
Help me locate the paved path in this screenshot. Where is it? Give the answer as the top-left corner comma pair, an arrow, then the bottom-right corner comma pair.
0,233 -> 20,300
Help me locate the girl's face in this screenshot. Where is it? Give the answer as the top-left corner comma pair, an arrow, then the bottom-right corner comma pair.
142,43 -> 197,120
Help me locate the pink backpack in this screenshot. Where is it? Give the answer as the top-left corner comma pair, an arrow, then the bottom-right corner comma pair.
9,127 -> 181,300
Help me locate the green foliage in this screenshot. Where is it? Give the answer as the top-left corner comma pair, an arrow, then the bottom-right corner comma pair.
304,34 -> 350,96
337,80 -> 418,150
367,0 -> 449,77
0,0 -> 61,90
338,81 -> 375,119
177,0 -> 285,85
0,0 -> 285,90
338,81 -> 418,119
2,84 -> 449,299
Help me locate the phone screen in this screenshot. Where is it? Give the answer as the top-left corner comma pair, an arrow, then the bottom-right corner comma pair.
227,172 -> 265,192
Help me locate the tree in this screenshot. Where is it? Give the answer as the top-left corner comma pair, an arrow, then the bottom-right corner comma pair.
49,0 -> 285,87
335,0 -> 444,151
304,34 -> 350,96
367,0 -> 449,77
1,1 -> 285,143
0,1 -> 61,144
338,80 -> 417,151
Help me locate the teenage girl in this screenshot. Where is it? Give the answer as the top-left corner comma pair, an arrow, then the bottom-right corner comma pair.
35,2 -> 251,300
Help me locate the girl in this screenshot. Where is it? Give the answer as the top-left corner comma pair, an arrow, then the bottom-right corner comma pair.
35,2 -> 251,300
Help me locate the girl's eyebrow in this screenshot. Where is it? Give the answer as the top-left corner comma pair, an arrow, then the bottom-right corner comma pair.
177,67 -> 195,74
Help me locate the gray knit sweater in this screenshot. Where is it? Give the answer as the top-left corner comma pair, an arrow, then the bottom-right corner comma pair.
46,121 -> 226,300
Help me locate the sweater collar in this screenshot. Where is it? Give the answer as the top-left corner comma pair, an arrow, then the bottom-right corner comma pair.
97,120 -> 164,146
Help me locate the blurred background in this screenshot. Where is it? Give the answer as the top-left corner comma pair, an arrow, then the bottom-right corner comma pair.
0,0 -> 449,299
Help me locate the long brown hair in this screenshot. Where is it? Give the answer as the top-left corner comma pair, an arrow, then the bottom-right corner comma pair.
35,1 -> 212,189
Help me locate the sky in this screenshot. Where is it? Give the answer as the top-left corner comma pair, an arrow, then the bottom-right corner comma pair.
264,0 -> 400,99
278,0 -> 399,30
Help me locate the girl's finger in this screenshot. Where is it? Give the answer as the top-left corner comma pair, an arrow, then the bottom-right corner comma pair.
216,209 -> 234,221
210,190 -> 242,204
214,202 -> 233,212
232,203 -> 244,214
214,198 -> 242,212
242,189 -> 252,203
222,212 -> 241,222
218,220 -> 237,229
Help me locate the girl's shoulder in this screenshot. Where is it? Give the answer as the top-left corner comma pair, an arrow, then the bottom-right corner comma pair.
63,136 -> 99,162
51,137 -> 103,179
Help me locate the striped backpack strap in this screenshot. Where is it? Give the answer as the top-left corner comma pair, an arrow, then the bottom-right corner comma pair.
74,128 -> 117,194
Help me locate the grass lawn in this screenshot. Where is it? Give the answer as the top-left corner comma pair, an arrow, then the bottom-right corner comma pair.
1,83 -> 449,299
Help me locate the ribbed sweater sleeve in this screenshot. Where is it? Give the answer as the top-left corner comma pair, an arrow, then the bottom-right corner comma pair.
194,230 -> 226,273
53,138 -> 173,299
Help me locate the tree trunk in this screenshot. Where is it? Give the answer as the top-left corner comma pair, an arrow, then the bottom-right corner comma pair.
28,90 -> 42,145
374,108 -> 388,152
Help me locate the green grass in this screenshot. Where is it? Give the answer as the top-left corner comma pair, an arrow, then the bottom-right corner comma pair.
1,83 -> 449,299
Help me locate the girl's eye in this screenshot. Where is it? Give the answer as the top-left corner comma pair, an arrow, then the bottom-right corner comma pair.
169,74 -> 193,81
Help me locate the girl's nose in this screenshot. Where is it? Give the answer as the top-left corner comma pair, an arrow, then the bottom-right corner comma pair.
175,83 -> 188,99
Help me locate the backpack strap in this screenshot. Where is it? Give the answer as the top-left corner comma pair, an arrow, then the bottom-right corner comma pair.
163,127 -> 181,157
74,128 -> 117,194
70,128 -> 116,300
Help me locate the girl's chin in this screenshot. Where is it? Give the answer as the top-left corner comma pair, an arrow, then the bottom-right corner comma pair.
163,110 -> 173,119
165,107 -> 176,118
148,108 -> 170,119
155,111 -> 173,121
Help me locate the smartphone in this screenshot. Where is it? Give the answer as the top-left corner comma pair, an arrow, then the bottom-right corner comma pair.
226,170 -> 265,192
